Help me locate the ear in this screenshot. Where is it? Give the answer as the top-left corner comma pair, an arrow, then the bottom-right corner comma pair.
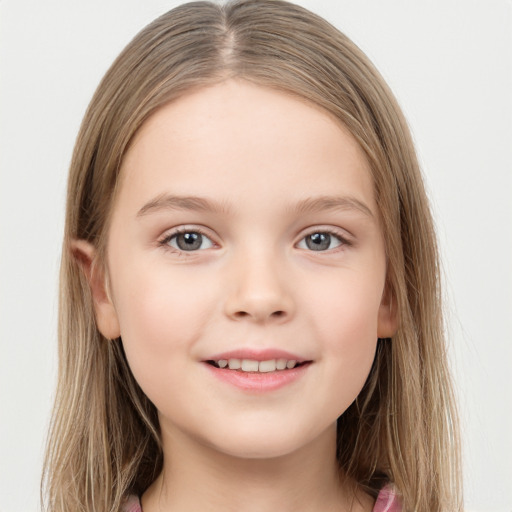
71,239 -> 121,340
377,281 -> 398,338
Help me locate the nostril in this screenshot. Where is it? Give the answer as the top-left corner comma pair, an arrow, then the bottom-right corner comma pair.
228,308 -> 289,322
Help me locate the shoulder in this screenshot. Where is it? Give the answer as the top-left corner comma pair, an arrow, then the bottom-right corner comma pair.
372,485 -> 402,512
122,495 -> 142,512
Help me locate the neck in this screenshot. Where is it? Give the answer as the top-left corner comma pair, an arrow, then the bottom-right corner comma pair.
141,423 -> 374,512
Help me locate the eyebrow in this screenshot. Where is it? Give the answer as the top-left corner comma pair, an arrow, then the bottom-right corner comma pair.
137,194 -> 230,217
293,195 -> 374,218
136,193 -> 374,219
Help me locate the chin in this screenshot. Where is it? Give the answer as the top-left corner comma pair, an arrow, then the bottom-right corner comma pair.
204,422 -> 330,461
218,441 -> 295,460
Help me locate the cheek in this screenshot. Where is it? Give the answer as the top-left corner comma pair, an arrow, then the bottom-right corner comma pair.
109,261 -> 217,384
304,272 -> 383,402
113,256 -> 212,330
307,270 -> 383,341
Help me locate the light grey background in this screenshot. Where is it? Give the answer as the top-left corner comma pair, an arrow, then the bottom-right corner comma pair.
1,1 -> 511,511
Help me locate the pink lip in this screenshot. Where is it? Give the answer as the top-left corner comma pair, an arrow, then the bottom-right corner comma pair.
202,348 -> 312,392
205,348 -> 307,363
203,362 -> 311,392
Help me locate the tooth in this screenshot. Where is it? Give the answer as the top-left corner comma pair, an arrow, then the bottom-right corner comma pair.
228,358 -> 241,369
276,359 -> 287,370
218,359 -> 228,368
241,359 -> 259,372
286,360 -> 297,369
259,359 -> 276,372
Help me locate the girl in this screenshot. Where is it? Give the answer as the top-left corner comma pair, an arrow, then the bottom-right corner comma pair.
42,1 -> 462,511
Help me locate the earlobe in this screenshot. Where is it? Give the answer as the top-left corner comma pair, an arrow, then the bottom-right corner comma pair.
377,283 -> 398,339
71,239 -> 121,340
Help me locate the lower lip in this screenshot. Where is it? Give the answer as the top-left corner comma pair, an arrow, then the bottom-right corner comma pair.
204,363 -> 310,392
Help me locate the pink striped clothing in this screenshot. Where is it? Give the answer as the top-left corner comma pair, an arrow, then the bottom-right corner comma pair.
122,485 -> 401,511
373,485 -> 402,512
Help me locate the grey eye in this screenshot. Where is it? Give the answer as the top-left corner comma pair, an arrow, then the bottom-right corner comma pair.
298,232 -> 343,251
169,232 -> 213,251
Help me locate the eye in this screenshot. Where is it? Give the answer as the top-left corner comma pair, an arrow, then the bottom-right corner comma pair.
297,231 -> 346,251
164,230 -> 214,252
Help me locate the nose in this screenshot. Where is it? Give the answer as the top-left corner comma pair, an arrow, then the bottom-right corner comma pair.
223,252 -> 295,324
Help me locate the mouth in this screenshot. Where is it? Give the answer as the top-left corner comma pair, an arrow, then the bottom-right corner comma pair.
203,352 -> 312,392
206,358 -> 310,373
203,349 -> 312,391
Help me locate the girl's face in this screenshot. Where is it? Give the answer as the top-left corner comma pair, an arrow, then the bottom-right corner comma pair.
94,80 -> 396,459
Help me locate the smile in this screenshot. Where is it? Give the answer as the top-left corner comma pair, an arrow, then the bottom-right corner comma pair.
203,350 -> 312,392
207,358 -> 304,372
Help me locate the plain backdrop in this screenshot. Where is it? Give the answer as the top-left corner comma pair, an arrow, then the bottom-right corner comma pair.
0,1 -> 511,511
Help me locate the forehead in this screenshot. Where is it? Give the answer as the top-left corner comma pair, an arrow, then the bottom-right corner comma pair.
118,79 -> 376,216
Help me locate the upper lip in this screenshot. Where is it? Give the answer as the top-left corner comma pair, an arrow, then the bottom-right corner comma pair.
205,348 -> 309,363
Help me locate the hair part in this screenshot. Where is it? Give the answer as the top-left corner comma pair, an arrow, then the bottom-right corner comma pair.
43,1 -> 462,511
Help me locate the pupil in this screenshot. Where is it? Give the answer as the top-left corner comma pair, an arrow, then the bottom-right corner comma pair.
177,232 -> 202,251
306,232 -> 330,251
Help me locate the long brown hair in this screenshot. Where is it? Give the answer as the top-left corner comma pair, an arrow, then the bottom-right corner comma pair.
42,1 -> 462,511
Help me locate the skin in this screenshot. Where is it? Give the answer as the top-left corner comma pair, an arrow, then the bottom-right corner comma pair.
76,79 -> 396,511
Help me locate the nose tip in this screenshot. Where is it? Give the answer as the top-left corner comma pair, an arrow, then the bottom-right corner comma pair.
224,264 -> 294,324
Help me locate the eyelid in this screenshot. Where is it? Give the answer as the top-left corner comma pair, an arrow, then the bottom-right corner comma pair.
158,225 -> 218,252
295,226 -> 353,250
156,224 -> 352,253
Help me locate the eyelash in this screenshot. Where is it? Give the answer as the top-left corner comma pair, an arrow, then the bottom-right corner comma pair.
298,228 -> 352,252
158,227 -> 352,254
158,227 -> 215,253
